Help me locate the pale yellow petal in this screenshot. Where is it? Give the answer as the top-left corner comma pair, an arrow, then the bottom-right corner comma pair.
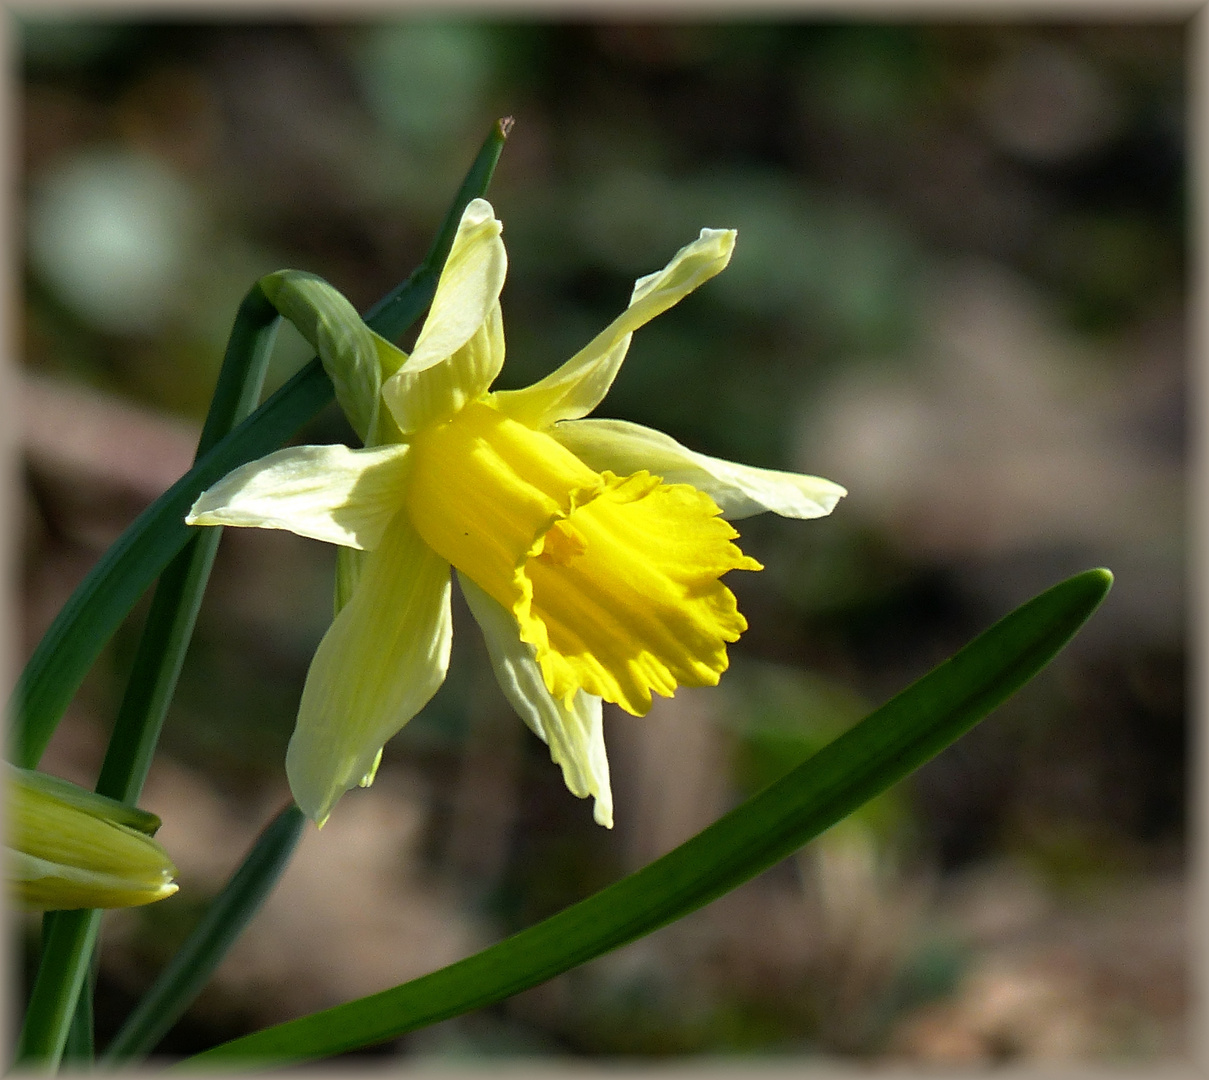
396,197 -> 506,376
334,546 -> 366,615
493,228 -> 736,429
10,850 -> 178,910
186,443 -> 411,550
382,301 -> 504,435
9,765 -> 162,835
286,513 -> 452,825
458,571 -> 613,828
552,418 -> 847,520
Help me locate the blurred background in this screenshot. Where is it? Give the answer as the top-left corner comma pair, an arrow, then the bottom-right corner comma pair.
17,15 -> 1186,1067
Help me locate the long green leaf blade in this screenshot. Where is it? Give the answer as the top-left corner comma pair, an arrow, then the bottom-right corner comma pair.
96,284 -> 279,807
17,277 -> 280,1075
180,567 -> 1112,1068
11,119 -> 510,769
11,359 -> 331,770
14,910 -> 102,1070
102,804 -> 306,1064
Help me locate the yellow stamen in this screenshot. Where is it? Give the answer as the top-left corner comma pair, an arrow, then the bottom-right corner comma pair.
539,519 -> 588,564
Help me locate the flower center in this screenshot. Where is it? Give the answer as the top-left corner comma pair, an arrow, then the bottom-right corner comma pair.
406,400 -> 761,715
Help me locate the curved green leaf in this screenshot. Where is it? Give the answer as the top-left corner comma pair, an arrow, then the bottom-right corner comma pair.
11,359 -> 332,770
102,804 -> 307,1064
17,278 -> 280,1074
181,568 -> 1112,1068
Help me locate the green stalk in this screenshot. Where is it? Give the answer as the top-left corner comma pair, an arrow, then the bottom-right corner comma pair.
15,911 -> 101,1072
102,804 -> 306,1064
11,117 -> 510,770
97,285 -> 279,806
60,955 -> 94,1065
180,569 -> 1112,1068
12,360 -> 331,770
12,116 -> 510,1072
17,285 -> 278,1072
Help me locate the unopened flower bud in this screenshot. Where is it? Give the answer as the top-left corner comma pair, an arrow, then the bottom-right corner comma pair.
8,766 -> 178,911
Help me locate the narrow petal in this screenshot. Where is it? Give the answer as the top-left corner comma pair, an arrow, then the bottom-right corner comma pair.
394,198 -> 506,376
9,769 -> 178,910
11,849 -> 178,910
286,514 -> 453,825
334,546 -> 366,615
186,443 -> 411,550
458,572 -> 613,828
383,301 -> 505,435
493,228 -> 736,429
552,418 -> 847,520
10,765 -> 163,835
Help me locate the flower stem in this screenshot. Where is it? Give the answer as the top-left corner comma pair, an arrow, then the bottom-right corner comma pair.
15,911 -> 101,1071
101,803 -> 306,1064
11,118 -> 511,771
12,118 -> 512,1073
16,284 -> 278,1073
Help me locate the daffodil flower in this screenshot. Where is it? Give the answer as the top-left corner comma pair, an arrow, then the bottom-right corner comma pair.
8,766 -> 178,910
187,199 -> 846,828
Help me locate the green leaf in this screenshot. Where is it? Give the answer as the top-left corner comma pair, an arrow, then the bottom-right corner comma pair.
179,568 -> 1112,1068
102,804 -> 306,1064
13,118 -> 511,1073
17,271 -> 278,1076
10,118 -> 510,771
15,910 -> 102,1069
11,359 -> 331,772
94,283 -> 278,810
